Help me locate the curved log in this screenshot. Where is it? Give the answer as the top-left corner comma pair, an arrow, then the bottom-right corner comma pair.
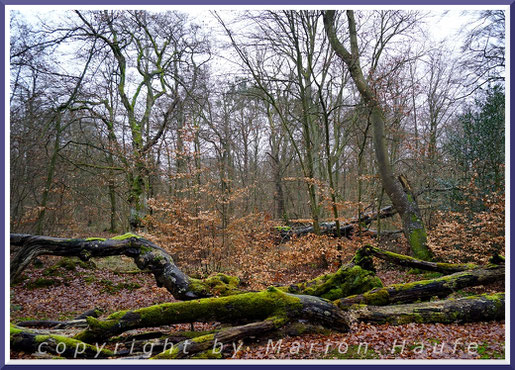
10,233 -> 241,300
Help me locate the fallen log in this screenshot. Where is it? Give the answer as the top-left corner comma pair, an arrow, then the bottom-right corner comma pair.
336,265 -> 504,308
278,206 -> 397,240
351,293 -> 505,325
74,287 -> 351,343
16,319 -> 88,329
10,324 -> 114,359
358,245 -> 480,273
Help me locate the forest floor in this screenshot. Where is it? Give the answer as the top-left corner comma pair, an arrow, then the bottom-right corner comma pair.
10,240 -> 505,360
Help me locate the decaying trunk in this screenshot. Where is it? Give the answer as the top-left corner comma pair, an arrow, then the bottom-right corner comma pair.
10,233 -> 505,359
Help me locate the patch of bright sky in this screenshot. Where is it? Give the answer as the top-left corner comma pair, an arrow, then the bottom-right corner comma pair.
9,8 -> 502,83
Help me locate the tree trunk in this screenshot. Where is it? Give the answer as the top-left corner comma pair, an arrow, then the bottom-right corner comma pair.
324,10 -> 432,261
357,244 -> 478,273
35,114 -> 61,234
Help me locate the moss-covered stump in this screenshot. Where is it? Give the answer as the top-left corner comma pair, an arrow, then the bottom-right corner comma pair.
287,264 -> 382,300
336,265 -> 505,308
358,245 -> 479,273
351,293 -> 505,325
10,233 -> 242,301
74,287 -> 350,343
10,324 -> 113,359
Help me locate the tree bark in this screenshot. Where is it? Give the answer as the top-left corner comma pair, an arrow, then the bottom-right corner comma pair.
74,287 -> 351,343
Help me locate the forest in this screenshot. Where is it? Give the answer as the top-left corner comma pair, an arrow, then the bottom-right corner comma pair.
9,8 -> 506,361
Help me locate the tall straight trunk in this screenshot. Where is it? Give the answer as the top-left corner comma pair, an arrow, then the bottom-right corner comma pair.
107,181 -> 116,233
35,114 -> 61,234
176,103 -> 186,196
324,10 -> 432,260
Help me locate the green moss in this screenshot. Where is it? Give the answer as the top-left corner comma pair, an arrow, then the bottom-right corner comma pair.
151,346 -> 180,359
362,288 -> 390,305
423,271 -> 443,279
275,225 -> 291,232
352,247 -> 375,272
174,330 -> 216,339
10,323 -> 23,334
436,262 -> 477,270
43,257 -> 96,276
85,237 -> 106,242
191,350 -> 223,359
408,227 -> 432,261
190,333 -> 215,343
99,279 -> 141,294
110,233 -> 141,240
188,273 -> 242,297
290,265 -> 382,300
26,278 -> 60,289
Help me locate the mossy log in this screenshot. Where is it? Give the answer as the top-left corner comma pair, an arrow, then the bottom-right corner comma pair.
336,265 -> 504,308
74,287 -> 351,343
351,293 -> 505,325
10,324 -> 113,359
10,233 -> 242,300
358,245 -> 481,273
279,205 -> 397,240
